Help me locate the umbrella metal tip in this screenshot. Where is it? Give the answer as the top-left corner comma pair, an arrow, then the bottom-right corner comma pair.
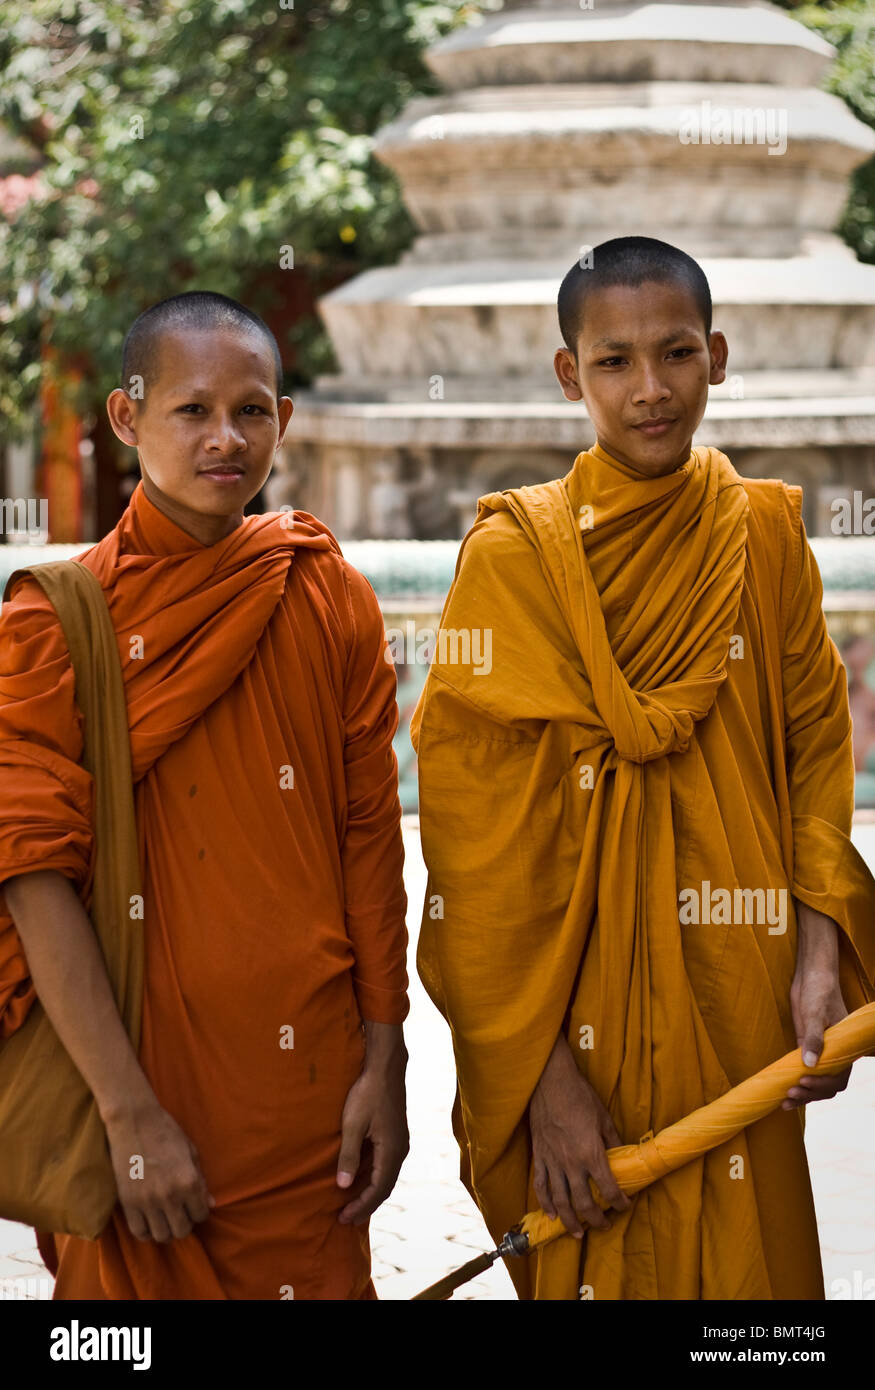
497,1229 -> 530,1258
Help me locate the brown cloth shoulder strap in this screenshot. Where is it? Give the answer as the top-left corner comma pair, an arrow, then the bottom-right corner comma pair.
5,560 -> 143,1046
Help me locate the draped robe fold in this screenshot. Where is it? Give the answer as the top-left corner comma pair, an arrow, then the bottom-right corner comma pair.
411,440 -> 875,1301
0,481 -> 408,1300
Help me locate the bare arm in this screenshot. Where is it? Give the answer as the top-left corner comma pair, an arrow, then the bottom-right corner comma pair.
5,869 -> 155,1120
5,869 -> 214,1241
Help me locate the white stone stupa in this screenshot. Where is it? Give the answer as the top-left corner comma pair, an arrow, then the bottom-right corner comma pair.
277,0 -> 875,539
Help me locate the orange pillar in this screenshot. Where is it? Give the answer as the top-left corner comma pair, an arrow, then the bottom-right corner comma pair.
38,345 -> 83,542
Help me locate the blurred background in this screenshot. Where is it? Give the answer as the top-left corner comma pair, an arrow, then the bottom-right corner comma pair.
1,0 -> 875,806
2,0 -> 875,1304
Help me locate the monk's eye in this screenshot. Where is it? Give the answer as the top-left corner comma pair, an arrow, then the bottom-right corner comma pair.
668,348 -> 694,358
598,357 -> 625,368
178,404 -> 204,413
241,405 -> 268,414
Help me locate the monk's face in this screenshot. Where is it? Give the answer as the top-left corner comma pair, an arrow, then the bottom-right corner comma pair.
553,280 -> 728,478
107,326 -> 294,543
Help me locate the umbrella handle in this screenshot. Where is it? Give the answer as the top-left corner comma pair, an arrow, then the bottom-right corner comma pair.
411,1249 -> 499,1300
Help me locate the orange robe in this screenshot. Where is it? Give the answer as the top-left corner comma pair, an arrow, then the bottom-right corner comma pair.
0,481 -> 408,1300
412,440 -> 875,1301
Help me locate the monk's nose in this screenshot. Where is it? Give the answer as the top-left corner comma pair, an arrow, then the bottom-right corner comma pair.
208,419 -> 247,453
631,370 -> 671,404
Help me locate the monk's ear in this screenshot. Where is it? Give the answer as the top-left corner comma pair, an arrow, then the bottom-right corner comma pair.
276,395 -> 294,447
106,388 -> 140,447
708,331 -> 729,387
554,347 -> 583,402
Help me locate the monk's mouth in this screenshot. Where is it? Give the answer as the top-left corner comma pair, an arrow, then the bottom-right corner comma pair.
198,466 -> 246,482
633,419 -> 677,437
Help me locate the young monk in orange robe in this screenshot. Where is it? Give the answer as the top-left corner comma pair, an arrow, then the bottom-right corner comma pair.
0,291 -> 409,1300
412,236 -> 875,1300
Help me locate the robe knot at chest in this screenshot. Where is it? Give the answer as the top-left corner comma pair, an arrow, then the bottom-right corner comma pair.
478,442 -> 751,764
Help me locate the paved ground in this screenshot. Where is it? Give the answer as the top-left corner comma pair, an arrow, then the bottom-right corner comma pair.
3,818 -> 874,1301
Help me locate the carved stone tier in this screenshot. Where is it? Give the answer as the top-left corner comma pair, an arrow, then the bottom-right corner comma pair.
373,84 -> 869,259
424,2 -> 835,90
317,255 -> 875,377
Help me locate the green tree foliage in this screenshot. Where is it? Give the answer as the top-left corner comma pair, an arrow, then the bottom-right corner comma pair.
0,0 -> 481,436
776,0 -> 875,263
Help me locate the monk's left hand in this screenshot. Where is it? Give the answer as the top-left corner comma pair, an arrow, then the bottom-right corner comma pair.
336,1021 -> 409,1225
784,901 -> 851,1110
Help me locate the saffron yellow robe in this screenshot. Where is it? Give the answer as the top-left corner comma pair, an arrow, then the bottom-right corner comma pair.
411,440 -> 875,1301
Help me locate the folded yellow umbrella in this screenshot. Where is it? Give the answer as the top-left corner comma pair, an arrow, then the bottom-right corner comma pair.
412,1002 -> 875,1300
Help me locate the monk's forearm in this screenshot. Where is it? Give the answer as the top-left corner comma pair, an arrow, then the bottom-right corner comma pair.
3,869 -> 157,1124
362,1019 -> 407,1073
793,898 -> 840,974
536,1027 -> 578,1095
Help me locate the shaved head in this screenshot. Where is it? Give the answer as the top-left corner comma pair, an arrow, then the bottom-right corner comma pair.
558,236 -> 712,353
121,291 -> 283,399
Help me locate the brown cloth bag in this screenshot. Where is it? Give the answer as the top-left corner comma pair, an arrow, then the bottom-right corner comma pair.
0,559 -> 143,1238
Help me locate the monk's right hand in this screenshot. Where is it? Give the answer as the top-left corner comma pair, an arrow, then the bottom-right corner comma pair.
104,1102 -> 216,1243
529,1037 -> 631,1239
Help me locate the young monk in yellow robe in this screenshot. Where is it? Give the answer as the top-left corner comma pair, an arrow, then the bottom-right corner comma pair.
0,291 -> 409,1299
412,236 -> 875,1301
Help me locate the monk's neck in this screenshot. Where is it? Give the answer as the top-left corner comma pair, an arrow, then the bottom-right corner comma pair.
593,437 -> 693,478
140,474 -> 245,546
